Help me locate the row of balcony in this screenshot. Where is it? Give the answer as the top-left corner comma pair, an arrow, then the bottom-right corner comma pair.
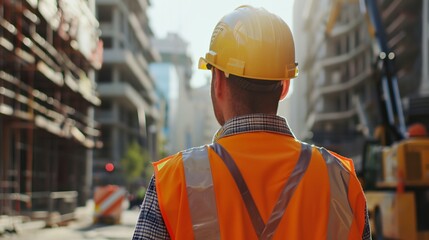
1,0 -> 102,148
96,0 -> 160,130
305,4 -> 376,129
1,2 -> 101,105
96,81 -> 159,123
103,49 -> 157,104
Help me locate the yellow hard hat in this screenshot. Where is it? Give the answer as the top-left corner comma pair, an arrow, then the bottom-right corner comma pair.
198,5 -> 298,81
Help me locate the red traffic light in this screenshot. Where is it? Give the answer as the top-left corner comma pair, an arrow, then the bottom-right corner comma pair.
105,163 -> 115,172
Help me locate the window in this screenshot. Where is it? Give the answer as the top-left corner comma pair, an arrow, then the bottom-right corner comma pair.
101,37 -> 112,49
96,127 -> 111,158
97,67 -> 112,83
97,5 -> 113,23
355,29 -> 360,47
336,40 -> 342,55
345,34 -> 350,53
349,60 -> 356,78
100,100 -> 112,111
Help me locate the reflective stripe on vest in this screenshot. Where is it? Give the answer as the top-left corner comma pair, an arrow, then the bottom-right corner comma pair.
182,144 -> 353,239
318,148 -> 354,239
182,146 -> 220,240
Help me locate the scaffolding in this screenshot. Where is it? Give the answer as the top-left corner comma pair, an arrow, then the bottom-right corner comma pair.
0,0 -> 102,225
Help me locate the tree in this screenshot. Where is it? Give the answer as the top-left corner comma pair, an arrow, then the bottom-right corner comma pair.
120,141 -> 152,187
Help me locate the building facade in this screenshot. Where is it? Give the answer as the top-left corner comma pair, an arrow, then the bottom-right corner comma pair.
423,1 -> 429,96
387,0 -> 429,128
151,33 -> 219,155
293,0 -> 374,160
151,33 -> 195,155
149,62 -> 183,154
292,0 -> 429,164
94,0 -> 160,186
0,0 -> 102,222
191,83 -> 219,146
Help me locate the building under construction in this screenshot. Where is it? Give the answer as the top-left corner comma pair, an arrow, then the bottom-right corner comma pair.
292,0 -> 429,161
93,0 -> 160,187
0,0 -> 102,225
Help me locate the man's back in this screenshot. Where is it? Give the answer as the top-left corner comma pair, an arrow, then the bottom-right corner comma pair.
150,114 -> 368,239
210,131 -> 331,239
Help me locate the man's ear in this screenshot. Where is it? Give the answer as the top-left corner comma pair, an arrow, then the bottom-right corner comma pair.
214,68 -> 226,99
279,80 -> 290,101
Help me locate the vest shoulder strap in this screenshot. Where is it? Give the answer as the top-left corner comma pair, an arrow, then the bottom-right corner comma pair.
182,145 -> 220,240
318,147 -> 354,239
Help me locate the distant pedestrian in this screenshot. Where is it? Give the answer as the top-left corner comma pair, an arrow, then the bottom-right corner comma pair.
133,5 -> 370,240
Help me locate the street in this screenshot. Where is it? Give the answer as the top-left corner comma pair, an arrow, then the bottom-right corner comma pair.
1,201 -> 140,240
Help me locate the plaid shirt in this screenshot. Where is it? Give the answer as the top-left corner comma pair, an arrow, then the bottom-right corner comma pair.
132,114 -> 371,239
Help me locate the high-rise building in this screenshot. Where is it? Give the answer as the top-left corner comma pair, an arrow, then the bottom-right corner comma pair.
292,0 -> 429,163
94,0 -> 160,185
0,0 -> 102,222
151,33 -> 219,154
151,33 -> 195,154
423,1 -> 429,96
192,83 -> 219,145
293,0 -> 374,159
152,33 -> 193,90
150,62 -> 184,154
382,0 -> 429,128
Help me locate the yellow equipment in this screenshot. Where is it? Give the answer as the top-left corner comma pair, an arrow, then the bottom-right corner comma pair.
380,138 -> 429,186
198,5 -> 298,81
363,138 -> 429,240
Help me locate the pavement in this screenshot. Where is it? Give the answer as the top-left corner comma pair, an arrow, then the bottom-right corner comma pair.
0,200 -> 141,240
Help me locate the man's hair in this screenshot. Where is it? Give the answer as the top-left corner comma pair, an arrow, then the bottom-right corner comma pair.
221,71 -> 283,114
227,74 -> 283,93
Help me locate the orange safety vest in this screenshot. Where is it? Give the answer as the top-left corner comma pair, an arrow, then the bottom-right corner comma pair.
154,132 -> 367,240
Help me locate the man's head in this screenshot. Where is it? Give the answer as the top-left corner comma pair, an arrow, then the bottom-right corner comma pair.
199,6 -> 297,125
209,65 -> 290,125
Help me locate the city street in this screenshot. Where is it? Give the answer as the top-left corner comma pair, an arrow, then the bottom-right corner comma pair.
1,201 -> 140,240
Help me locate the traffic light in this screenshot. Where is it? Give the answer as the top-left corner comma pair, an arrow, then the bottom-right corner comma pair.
105,162 -> 115,172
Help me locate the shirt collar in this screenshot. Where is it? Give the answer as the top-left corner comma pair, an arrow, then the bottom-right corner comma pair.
213,113 -> 295,142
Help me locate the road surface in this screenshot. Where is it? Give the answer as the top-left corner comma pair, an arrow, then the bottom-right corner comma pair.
2,202 -> 141,240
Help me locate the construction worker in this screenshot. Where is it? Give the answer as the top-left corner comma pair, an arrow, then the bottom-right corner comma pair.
133,5 -> 370,240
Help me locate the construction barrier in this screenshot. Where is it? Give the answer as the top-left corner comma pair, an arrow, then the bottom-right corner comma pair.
93,185 -> 126,224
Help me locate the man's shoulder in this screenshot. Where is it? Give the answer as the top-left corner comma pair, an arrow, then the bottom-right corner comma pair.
326,150 -> 355,173
153,145 -> 209,172
153,152 -> 181,173
309,144 -> 355,173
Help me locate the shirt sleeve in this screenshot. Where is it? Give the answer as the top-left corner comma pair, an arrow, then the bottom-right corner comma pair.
132,175 -> 171,240
362,205 -> 372,240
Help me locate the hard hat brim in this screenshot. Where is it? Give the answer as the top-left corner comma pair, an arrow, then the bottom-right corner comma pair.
199,54 -> 299,80
198,57 -> 209,70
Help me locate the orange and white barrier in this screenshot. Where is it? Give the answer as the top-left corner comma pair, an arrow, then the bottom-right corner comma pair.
94,185 -> 126,224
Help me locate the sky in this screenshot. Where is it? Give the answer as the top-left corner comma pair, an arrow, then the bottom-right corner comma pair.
148,0 -> 296,88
